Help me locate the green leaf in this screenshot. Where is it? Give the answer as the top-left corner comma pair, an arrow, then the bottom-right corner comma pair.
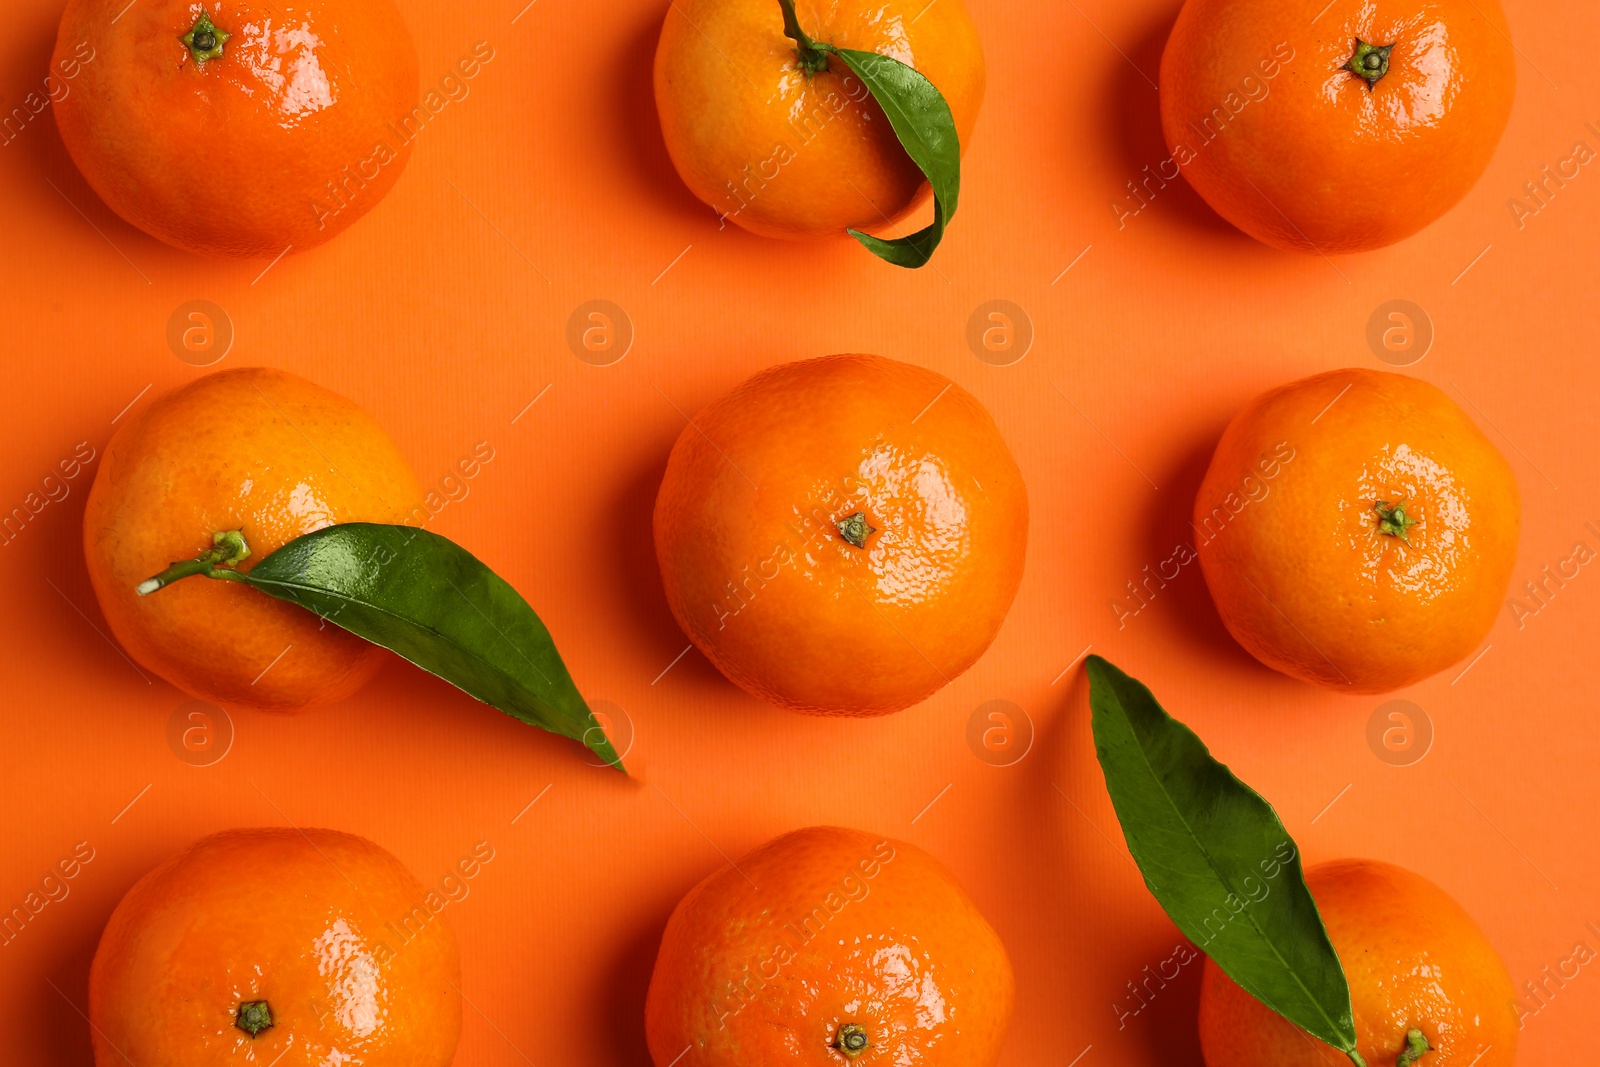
829,46 -> 961,269
1085,655 -> 1356,1056
239,523 -> 623,770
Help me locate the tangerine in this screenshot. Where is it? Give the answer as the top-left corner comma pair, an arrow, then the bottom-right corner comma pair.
653,354 -> 1028,715
1160,0 -> 1516,253
84,367 -> 423,711
645,826 -> 1014,1066
89,827 -> 461,1064
654,0 -> 985,239
1194,369 -> 1518,693
52,0 -> 419,257
1199,859 -> 1518,1067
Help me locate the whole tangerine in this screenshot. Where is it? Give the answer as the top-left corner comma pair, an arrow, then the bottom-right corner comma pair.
653,354 -> 1028,716
1159,0 -> 1516,253
1194,369 -> 1518,693
1199,859 -> 1517,1067
84,367 -> 423,711
654,0 -> 985,239
52,0 -> 419,257
89,827 -> 461,1065
645,825 -> 1014,1066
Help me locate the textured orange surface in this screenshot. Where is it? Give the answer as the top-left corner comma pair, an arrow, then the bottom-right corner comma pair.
84,368 -> 424,712
654,354 -> 1028,715
654,0 -> 985,238
1159,0 -> 1517,252
644,826 -> 1014,1065
0,0 -> 1595,1063
53,0 -> 421,256
1194,368 -> 1520,693
90,828 -> 462,1064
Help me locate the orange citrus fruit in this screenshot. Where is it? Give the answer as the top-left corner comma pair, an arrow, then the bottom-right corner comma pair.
53,0 -> 419,257
645,825 -> 1014,1066
1200,859 -> 1518,1066
1160,0 -> 1516,252
84,367 -> 423,711
89,827 -> 461,1064
653,0 -> 985,239
653,354 -> 1028,715
1195,368 -> 1518,693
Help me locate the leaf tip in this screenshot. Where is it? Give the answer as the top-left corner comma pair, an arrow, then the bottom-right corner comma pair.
1083,653 -> 1121,690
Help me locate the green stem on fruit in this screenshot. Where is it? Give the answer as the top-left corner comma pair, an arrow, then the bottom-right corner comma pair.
181,14 -> 231,63
776,0 -> 834,74
135,529 -> 252,595
182,14 -> 231,63
1345,39 -> 1394,87
1346,1051 -> 1369,1067
833,1024 -> 870,1059
235,999 -> 273,1037
1374,500 -> 1419,544
834,511 -> 876,548
1395,1029 -> 1433,1067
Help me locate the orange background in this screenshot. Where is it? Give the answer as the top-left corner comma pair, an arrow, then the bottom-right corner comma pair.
1,0 -> 1596,1062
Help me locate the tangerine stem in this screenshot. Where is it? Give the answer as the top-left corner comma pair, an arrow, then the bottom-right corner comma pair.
1395,1029 -> 1433,1067
1346,1051 -> 1368,1067
1345,39 -> 1394,87
235,999 -> 273,1037
135,529 -> 252,595
1374,500 -> 1418,543
834,511 -> 876,548
775,0 -> 832,74
181,14 -> 231,64
833,1024 -> 869,1059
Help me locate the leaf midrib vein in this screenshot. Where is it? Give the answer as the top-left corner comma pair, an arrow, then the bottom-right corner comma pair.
1119,698 -> 1345,1041
247,573 -> 563,726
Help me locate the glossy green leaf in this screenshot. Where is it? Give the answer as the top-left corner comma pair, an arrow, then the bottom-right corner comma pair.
1086,655 -> 1356,1058
239,523 -> 622,770
829,46 -> 961,268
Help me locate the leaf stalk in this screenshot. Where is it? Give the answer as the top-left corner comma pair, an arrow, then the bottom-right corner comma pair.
135,529 -> 252,595
775,0 -> 832,73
